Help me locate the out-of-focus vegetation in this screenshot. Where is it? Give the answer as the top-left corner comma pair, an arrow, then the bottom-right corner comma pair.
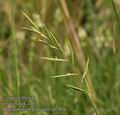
0,0 -> 120,115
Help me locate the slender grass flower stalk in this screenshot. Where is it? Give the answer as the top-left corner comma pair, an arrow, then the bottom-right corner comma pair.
10,0 -> 20,96
23,12 -> 99,115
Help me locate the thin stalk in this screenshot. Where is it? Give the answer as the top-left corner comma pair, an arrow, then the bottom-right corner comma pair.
10,0 -> 20,96
82,58 -> 100,115
84,78 -> 99,115
59,0 -> 97,102
88,96 -> 100,115
110,0 -> 120,29
29,35 -> 35,78
66,83 -> 99,115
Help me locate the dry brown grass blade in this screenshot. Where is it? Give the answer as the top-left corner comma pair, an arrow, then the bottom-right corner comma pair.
59,0 -> 97,103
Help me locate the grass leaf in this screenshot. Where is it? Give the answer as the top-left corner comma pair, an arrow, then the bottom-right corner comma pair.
21,27 -> 48,40
66,85 -> 87,94
23,12 -> 39,30
38,39 -> 58,50
40,57 -> 68,62
49,31 -> 64,54
51,73 -> 78,78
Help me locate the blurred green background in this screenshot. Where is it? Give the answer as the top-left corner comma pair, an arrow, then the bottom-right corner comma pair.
0,0 -> 120,115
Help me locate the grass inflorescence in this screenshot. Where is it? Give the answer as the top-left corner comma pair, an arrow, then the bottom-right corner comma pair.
23,12 -> 100,115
